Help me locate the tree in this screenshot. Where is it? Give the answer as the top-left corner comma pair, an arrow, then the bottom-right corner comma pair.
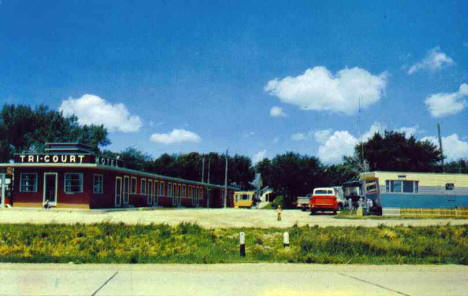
256,152 -> 323,208
0,104 -> 110,161
322,162 -> 359,186
444,159 -> 468,173
117,148 -> 152,171
356,131 -> 442,172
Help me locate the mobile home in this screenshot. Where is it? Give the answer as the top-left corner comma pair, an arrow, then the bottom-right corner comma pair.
360,171 -> 468,208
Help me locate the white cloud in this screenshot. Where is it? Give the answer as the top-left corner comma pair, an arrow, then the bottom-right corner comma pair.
59,94 -> 142,133
425,83 -> 468,118
397,126 -> 418,138
150,129 -> 201,145
422,134 -> 468,161
407,47 -> 454,74
291,132 -> 308,141
315,123 -> 419,164
252,150 -> 267,164
318,131 -> 358,164
313,129 -> 332,144
264,66 -> 387,115
243,131 -> 256,138
359,122 -> 384,141
269,106 -> 287,117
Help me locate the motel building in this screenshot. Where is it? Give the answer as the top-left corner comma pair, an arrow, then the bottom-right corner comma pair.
0,143 -> 236,209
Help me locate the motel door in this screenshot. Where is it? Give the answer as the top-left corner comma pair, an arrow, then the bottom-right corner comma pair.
115,177 -> 122,207
43,173 -> 58,206
123,176 -> 129,204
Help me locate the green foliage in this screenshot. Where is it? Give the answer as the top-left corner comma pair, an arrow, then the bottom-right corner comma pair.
356,131 -> 442,172
256,152 -> 322,207
271,195 -> 284,209
115,150 -> 255,189
0,104 -> 110,161
445,159 -> 468,173
0,223 -> 466,264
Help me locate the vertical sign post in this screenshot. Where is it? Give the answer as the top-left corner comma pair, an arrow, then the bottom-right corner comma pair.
283,232 -> 289,248
239,232 -> 245,257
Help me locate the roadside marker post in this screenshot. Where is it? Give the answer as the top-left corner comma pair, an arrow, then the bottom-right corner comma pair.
239,232 -> 246,257
283,232 -> 289,248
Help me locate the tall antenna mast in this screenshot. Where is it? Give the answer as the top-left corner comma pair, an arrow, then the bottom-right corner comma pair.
359,97 -> 365,170
437,123 -> 444,172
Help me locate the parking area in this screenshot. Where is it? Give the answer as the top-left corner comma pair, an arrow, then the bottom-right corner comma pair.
1,207 -> 467,228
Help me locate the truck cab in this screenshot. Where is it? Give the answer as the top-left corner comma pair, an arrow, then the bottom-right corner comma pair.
310,187 -> 338,215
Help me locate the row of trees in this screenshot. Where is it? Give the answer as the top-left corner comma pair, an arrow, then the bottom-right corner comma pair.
256,131 -> 466,207
1,104 -> 466,208
102,148 -> 255,189
0,104 -> 109,161
0,104 -> 254,189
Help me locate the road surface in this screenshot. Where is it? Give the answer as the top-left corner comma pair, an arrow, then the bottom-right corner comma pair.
0,263 -> 466,296
1,207 -> 466,228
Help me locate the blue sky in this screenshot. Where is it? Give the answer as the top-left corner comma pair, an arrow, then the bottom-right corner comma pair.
1,0 -> 467,163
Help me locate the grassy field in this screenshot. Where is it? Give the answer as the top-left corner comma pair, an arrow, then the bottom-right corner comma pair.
0,223 -> 467,264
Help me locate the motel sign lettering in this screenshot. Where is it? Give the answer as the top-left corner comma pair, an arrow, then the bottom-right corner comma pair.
18,154 -> 87,164
15,154 -> 121,167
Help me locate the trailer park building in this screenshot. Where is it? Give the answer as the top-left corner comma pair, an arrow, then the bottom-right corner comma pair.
0,143 -> 236,209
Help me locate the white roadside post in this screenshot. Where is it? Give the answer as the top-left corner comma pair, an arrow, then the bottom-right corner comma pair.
283,232 -> 289,248
239,232 -> 246,257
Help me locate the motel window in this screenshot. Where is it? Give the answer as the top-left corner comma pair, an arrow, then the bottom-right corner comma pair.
93,174 -> 104,194
160,182 -> 165,197
446,183 -> 454,190
386,180 -> 418,193
141,179 -> 147,195
168,183 -> 172,197
20,173 -> 38,192
64,173 -> 83,193
182,185 -> 186,198
131,177 -> 137,194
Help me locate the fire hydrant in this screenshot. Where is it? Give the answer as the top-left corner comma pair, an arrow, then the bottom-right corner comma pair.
277,205 -> 282,221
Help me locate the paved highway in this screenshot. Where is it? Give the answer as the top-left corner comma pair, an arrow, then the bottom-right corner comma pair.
0,263 -> 467,296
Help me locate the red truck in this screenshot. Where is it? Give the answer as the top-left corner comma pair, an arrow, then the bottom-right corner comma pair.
310,187 -> 338,215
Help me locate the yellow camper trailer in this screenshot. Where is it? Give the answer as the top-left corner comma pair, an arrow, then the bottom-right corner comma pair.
233,191 -> 256,208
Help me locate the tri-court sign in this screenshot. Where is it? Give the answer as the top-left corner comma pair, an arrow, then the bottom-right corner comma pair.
15,154 -> 122,167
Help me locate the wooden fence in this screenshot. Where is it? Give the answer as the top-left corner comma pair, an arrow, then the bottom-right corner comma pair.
400,208 -> 468,218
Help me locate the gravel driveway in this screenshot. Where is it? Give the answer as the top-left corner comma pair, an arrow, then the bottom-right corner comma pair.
1,207 -> 467,228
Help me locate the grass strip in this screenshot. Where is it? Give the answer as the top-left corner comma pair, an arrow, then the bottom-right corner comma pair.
0,223 -> 467,264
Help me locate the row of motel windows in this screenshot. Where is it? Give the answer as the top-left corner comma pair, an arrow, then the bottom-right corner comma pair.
19,173 -> 203,198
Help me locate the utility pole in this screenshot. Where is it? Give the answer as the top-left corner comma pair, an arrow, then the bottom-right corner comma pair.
224,149 -> 228,208
437,123 -> 444,172
207,158 -> 211,184
201,156 -> 205,183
